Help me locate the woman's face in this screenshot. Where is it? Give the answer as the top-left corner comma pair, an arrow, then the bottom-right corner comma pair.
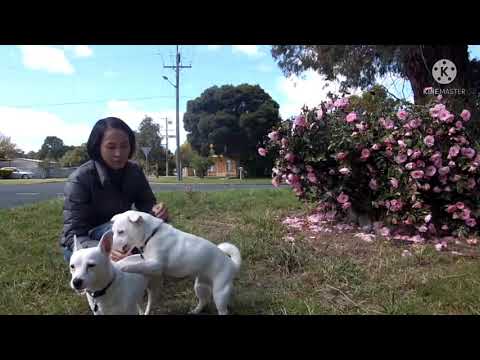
100,128 -> 131,170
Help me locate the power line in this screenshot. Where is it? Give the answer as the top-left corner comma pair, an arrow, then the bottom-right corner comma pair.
3,95 -> 193,109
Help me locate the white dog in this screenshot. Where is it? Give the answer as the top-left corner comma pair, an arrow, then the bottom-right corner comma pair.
69,232 -> 152,315
111,210 -> 242,315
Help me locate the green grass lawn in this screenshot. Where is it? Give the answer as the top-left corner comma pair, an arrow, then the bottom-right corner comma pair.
148,176 -> 273,185
0,178 -> 68,185
1,188 -> 480,315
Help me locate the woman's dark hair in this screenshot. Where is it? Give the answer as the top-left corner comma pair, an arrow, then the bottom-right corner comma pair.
87,117 -> 136,161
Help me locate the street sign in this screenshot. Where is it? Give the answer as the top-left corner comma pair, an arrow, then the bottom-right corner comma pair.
141,147 -> 151,157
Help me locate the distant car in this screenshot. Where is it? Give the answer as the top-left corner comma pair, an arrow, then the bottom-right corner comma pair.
0,167 -> 34,179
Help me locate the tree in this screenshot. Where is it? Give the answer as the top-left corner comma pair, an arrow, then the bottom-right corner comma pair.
60,143 -> 89,167
183,84 -> 282,176
0,134 -> 20,159
190,153 -> 213,178
271,45 -> 476,109
38,136 -> 69,160
135,116 -> 169,176
180,142 -> 195,168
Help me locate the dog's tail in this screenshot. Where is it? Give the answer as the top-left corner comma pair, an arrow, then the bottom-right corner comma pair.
140,288 -> 152,315
217,243 -> 242,273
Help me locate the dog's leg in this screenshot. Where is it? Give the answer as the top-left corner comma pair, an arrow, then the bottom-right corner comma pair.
189,277 -> 212,315
117,255 -> 164,276
212,281 -> 234,315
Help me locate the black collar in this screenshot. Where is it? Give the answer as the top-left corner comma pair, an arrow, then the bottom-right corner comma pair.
140,225 -> 161,253
87,273 -> 116,299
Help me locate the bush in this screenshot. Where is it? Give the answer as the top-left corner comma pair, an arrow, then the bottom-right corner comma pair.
259,87 -> 479,239
0,168 -> 14,179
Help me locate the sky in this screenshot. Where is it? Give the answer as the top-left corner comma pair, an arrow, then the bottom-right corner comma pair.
1,45 -> 479,154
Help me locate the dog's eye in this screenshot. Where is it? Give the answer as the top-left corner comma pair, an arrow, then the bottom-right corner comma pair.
87,264 -> 96,268
70,264 -> 75,269
118,230 -> 124,235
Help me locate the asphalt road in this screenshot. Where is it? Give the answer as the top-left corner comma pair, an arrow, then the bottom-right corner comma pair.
0,182 -> 286,209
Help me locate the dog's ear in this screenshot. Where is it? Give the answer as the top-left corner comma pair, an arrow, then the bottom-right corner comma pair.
111,214 -> 120,223
98,231 -> 113,254
73,234 -> 81,252
128,213 -> 143,224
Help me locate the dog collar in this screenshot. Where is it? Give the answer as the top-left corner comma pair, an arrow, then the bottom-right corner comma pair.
140,225 -> 161,253
87,273 -> 116,299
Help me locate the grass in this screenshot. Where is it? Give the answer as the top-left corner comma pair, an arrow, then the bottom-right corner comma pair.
0,178 -> 67,185
148,176 -> 273,185
1,188 -> 480,315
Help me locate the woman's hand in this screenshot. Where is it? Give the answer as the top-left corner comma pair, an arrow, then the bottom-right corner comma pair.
110,249 -> 128,262
152,202 -> 169,222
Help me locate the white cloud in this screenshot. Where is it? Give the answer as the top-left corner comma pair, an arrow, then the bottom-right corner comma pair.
207,45 -> 223,51
277,69 -> 362,119
105,101 -> 187,153
232,45 -> 263,57
18,45 -> 75,75
69,45 -> 93,58
0,107 -> 91,152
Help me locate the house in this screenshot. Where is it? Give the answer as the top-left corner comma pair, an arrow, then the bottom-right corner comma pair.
207,154 -> 239,177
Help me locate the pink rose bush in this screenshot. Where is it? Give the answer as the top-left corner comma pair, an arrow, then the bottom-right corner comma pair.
259,88 -> 479,239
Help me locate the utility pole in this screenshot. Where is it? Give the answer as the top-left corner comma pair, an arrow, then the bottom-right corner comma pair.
163,45 -> 191,181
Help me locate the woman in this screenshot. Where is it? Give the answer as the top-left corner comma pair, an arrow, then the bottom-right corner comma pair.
60,117 -> 168,263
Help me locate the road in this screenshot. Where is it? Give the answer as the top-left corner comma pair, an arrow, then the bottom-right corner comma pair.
0,182 -> 287,209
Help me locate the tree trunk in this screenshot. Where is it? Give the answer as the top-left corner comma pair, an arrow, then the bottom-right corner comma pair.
404,45 -> 470,110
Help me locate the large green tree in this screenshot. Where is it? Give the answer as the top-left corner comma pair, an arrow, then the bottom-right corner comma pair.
271,45 -> 478,109
0,134 -> 20,159
60,143 -> 89,167
183,84 -> 282,176
37,136 -> 70,160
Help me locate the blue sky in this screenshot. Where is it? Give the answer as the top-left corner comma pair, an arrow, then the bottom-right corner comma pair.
1,45 -> 479,153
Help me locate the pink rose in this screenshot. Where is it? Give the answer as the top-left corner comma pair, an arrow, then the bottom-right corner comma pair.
451,174 -> 461,182
397,140 -> 407,149
461,147 -> 476,159
294,115 -> 306,128
342,202 -> 352,210
411,150 -> 422,160
448,161 -> 456,167
305,165 -> 313,173
258,148 -> 267,157
439,110 -> 454,123
369,179 -> 378,191
461,109 -> 471,122
389,199 -> 404,212
410,170 -> 424,179
455,202 -> 465,210
425,166 -> 437,177
336,152 -> 348,161
449,127 -> 456,136
334,97 -> 349,109
408,118 -> 422,129
339,167 -> 351,176
419,225 -> 428,233
287,174 -> 300,185
371,143 -> 381,151
446,204 -> 457,213
307,172 -> 318,184
380,227 -> 391,236
455,121 -> 463,129
430,104 -> 446,118
405,162 -> 416,170
268,131 -> 280,141
448,145 -> 461,159
424,135 -> 435,147
337,192 -> 349,204
390,178 -> 399,189
438,166 -> 450,176
416,160 -> 425,168
397,110 -> 408,121
284,152 -> 295,162
433,186 -> 442,193
407,149 -> 414,157
462,208 -> 472,220
384,118 -> 394,129
346,112 -> 357,123
466,218 -> 477,227
395,154 -> 408,164
425,214 -> 432,223
361,148 -> 371,160
281,138 -> 289,148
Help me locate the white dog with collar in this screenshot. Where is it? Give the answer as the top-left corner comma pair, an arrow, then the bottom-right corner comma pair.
69,233 -> 152,315
111,210 -> 242,315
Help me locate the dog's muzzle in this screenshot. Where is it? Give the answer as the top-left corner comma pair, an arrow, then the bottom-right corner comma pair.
72,278 -> 83,290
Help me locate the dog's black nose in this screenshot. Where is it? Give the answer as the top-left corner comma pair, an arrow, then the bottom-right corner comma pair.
72,278 -> 83,289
